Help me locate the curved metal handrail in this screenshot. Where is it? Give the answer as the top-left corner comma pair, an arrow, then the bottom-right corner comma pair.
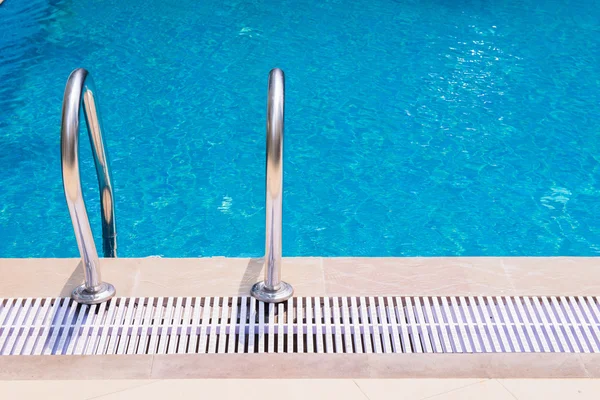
61,68 -> 116,304
251,68 -> 294,303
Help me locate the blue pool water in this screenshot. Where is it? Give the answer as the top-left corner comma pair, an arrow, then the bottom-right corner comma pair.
1,0 -> 599,257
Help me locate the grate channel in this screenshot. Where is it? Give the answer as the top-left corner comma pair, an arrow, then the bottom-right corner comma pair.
1,296 -> 599,355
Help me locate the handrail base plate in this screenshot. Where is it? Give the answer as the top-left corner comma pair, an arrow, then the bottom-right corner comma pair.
251,281 -> 293,303
71,282 -> 116,305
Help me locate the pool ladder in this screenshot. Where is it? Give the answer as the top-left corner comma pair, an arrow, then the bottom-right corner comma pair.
61,68 -> 117,305
251,68 -> 294,303
60,68 -> 293,304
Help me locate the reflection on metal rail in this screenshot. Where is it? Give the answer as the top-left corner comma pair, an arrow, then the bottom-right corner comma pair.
61,68 -> 116,305
251,68 -> 294,303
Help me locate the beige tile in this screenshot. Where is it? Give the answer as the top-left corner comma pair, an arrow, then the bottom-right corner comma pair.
322,257 -> 600,297
0,355 -> 153,380
111,257 -> 326,297
0,257 -> 324,298
446,257 -> 516,296
430,380 -> 514,400
499,379 -> 600,400
367,354 -> 491,378
6,379 -> 600,400
501,257 -> 600,296
1,257 -> 599,298
580,353 -> 600,377
366,354 -> 593,379
2,354 -> 599,380
323,257 -> 514,296
151,354 -> 369,378
484,353 -> 588,379
355,379 -> 483,400
96,380 -> 368,400
0,380 -> 155,400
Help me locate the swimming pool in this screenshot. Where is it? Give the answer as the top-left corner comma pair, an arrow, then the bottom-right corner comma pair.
1,0 -> 599,257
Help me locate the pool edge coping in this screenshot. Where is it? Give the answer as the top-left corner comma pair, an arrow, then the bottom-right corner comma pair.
0,256 -> 598,298
1,257 -> 598,380
1,353 -> 599,379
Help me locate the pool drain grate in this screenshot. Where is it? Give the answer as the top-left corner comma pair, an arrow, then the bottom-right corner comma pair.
1,296 -> 599,355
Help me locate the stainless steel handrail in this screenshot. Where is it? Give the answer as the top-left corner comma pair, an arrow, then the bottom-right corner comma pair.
251,68 -> 294,303
61,68 -> 116,305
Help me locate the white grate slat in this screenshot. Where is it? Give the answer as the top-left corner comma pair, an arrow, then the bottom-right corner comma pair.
378,297 -> 392,353
431,297 -> 452,353
84,302 -> 105,355
539,296 -> 569,352
405,297 -> 423,353
323,297 -> 334,353
332,297 -> 343,353
469,296 -> 492,352
351,296 -> 363,353
0,298 -> 24,353
208,297 -> 221,354
178,297 -> 193,354
505,296 -> 533,352
247,298 -> 256,354
523,296 -> 551,352
44,298 -> 70,355
168,297 -> 184,354
257,301 -> 265,354
306,297 -> 314,353
566,296 -> 598,352
294,298 -> 301,353
342,297 -> 354,353
368,297 -> 382,353
287,298 -> 294,353
578,296 -> 600,351
493,296 -> 517,352
513,296 -> 539,352
441,297 -> 461,353
137,298 -> 154,355
18,298 -> 45,356
118,298 -> 137,355
550,297 -> 578,352
33,298 -> 61,355
65,303 -> 88,355
277,303 -> 284,353
450,296 -> 472,353
105,298 -> 124,355
314,297 -> 324,353
147,297 -> 163,355
386,297 -> 401,353
5,298 -> 33,355
422,297 -> 442,353
478,296 -> 502,352
1,296 -> 598,356
218,297 -> 229,354
227,297 -> 238,354
128,299 -> 145,355
397,296 -> 412,353
361,296 -> 374,353
237,297 -> 248,353
267,302 -> 274,353
198,297 -> 212,354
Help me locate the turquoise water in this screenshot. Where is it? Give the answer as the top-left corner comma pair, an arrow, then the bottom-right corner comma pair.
1,0 -> 599,257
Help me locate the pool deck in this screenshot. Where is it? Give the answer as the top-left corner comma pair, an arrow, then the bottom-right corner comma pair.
2,378 -> 600,400
2,256 -> 598,298
1,257 -> 599,390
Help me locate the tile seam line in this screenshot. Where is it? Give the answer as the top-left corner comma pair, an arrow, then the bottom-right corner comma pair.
496,379 -> 520,400
84,380 -> 160,400
352,379 -> 371,400
418,379 -> 489,400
